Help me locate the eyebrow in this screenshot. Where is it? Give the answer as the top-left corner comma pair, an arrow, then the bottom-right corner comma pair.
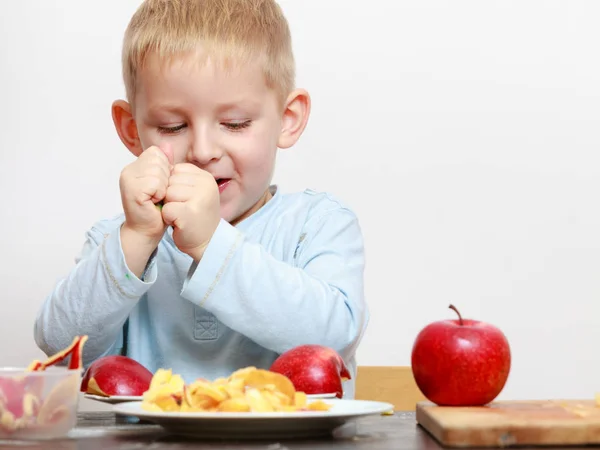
215,100 -> 262,115
144,98 -> 263,118
146,104 -> 185,116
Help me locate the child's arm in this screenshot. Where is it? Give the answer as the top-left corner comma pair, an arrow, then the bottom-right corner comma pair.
180,205 -> 368,361
35,146 -> 170,365
33,221 -> 157,365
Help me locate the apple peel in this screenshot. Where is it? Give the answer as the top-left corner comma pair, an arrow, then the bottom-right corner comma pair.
26,335 -> 88,372
81,355 -> 154,397
269,345 -> 351,399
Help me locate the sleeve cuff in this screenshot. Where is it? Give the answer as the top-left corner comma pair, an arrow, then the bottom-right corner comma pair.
100,227 -> 157,300
181,219 -> 243,307
140,247 -> 158,283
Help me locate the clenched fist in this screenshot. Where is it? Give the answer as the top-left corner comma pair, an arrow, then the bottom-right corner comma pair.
119,145 -> 173,242
161,163 -> 220,261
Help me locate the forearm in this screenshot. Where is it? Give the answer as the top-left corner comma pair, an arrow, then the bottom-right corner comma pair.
181,214 -> 368,358
187,250 -> 365,353
34,227 -> 157,365
120,223 -> 161,278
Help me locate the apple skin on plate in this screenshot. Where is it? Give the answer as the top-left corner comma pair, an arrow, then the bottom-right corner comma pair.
270,344 -> 351,399
80,345 -> 351,401
411,305 -> 511,406
81,355 -> 153,397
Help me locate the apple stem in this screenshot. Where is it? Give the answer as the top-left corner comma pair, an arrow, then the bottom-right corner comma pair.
449,304 -> 464,325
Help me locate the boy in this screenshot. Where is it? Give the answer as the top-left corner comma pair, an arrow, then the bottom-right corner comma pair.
34,0 -> 368,398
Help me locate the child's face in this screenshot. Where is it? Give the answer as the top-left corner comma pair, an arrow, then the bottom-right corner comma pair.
115,49 -> 308,225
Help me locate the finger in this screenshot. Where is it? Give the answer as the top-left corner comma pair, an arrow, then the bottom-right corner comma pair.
172,164 -> 217,187
137,164 -> 170,186
142,146 -> 171,169
161,202 -> 184,228
157,164 -> 171,184
168,172 -> 198,187
137,156 -> 170,184
139,177 -> 168,205
159,142 -> 175,167
165,184 -> 194,203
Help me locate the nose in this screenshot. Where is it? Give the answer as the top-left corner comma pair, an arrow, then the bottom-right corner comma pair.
187,125 -> 222,166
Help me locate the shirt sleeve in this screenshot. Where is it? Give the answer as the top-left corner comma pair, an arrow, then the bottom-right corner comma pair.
180,207 -> 369,361
33,221 -> 158,366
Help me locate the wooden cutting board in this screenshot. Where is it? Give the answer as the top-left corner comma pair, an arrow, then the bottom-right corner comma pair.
416,399 -> 600,447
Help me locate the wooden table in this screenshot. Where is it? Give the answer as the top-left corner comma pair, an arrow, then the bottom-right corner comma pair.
5,410 -> 595,449
0,411 -> 447,450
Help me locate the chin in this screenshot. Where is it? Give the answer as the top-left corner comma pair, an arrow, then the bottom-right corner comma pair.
221,191 -> 268,225
220,205 -> 240,225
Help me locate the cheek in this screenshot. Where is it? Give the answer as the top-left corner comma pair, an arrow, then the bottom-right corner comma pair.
235,150 -> 272,177
170,142 -> 189,164
235,132 -> 277,175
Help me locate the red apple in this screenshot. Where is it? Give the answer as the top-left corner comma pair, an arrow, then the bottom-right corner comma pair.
269,344 -> 350,398
81,355 -> 153,397
411,305 -> 511,406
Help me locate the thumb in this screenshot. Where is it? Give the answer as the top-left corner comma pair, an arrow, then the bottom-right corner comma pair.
160,142 -> 174,167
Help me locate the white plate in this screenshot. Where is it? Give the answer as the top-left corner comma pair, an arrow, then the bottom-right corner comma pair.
84,393 -> 143,404
85,392 -> 335,404
112,398 -> 394,440
307,392 -> 337,399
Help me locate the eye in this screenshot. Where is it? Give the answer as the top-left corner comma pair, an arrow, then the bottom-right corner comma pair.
223,121 -> 251,132
158,124 -> 187,134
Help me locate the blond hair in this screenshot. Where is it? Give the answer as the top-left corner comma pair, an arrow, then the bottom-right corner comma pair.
121,0 -> 295,107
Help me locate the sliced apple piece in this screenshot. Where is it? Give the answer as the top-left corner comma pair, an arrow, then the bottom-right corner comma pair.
245,388 -> 274,412
242,369 -> 296,402
0,410 -> 16,433
37,372 -> 79,426
217,397 -> 251,412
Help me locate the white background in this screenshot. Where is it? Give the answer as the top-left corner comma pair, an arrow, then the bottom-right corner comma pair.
1,1 -> 599,410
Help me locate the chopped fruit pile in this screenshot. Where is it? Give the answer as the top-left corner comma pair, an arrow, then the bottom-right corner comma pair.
0,335 -> 88,435
142,366 -> 332,413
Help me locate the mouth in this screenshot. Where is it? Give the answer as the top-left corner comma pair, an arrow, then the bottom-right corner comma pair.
215,178 -> 232,192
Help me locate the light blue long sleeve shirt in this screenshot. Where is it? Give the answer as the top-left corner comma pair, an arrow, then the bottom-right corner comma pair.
34,186 -> 369,398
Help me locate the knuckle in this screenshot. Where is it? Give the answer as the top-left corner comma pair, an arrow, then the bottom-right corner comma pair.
120,163 -> 134,179
134,193 -> 146,205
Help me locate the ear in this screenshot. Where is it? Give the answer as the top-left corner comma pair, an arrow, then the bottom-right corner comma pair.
278,88 -> 311,149
112,99 -> 143,157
